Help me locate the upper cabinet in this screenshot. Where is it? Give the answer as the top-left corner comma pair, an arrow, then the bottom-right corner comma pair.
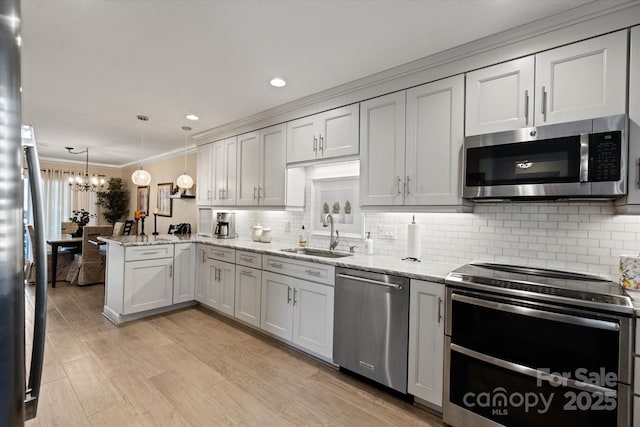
465,30 -> 628,136
196,143 -> 213,205
360,75 -> 466,208
212,137 -> 237,206
237,124 -> 287,206
286,104 -> 359,164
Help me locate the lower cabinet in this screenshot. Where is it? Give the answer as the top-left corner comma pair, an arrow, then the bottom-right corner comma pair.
173,243 -> 195,304
196,244 -> 236,315
408,279 -> 445,408
261,270 -> 334,360
123,256 -> 174,315
235,266 -> 262,327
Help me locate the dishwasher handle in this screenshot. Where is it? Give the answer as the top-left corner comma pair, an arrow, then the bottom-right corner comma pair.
337,273 -> 403,290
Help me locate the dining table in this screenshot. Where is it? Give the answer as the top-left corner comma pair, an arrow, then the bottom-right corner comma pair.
46,235 -> 82,288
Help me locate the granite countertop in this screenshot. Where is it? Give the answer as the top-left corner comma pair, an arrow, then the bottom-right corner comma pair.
98,234 -> 460,283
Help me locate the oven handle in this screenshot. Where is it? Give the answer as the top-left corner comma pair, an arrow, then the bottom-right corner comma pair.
451,343 -> 617,397
452,293 -> 620,332
337,273 -> 403,289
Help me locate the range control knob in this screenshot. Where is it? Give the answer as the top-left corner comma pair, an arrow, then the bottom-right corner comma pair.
530,130 -> 537,137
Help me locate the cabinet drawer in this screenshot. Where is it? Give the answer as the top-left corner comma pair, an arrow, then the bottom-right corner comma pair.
636,318 -> 640,356
263,255 -> 334,286
125,244 -> 174,261
236,250 -> 262,268
203,245 -> 235,262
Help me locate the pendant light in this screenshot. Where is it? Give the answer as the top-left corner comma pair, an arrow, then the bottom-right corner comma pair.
176,125 -> 194,191
65,147 -> 105,192
131,115 -> 152,186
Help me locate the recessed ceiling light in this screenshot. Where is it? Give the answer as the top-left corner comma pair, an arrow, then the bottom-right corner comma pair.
185,114 -> 199,121
270,78 -> 286,88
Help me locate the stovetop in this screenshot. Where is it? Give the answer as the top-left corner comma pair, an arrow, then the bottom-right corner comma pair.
445,262 -> 633,315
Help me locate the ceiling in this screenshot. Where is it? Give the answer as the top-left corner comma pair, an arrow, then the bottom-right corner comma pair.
21,0 -> 594,167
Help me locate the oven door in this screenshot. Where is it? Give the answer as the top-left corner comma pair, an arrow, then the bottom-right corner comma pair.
443,288 -> 632,427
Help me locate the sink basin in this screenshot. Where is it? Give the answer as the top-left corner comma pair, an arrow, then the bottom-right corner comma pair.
280,247 -> 353,258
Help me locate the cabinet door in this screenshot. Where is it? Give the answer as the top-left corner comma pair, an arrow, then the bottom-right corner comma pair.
535,30 -> 627,126
292,280 -> 334,360
204,257 -> 220,309
360,91 -> 406,206
408,279 -> 444,407
234,267 -> 262,327
123,257 -> 174,314
236,131 -> 260,206
260,271 -> 294,341
406,75 -> 464,206
259,124 -> 287,206
628,26 -> 640,205
317,104 -> 359,159
217,260 -> 236,317
195,246 -> 208,303
196,143 -> 213,205
173,243 -> 195,304
211,139 -> 226,205
222,137 -> 237,205
287,115 -> 318,163
465,56 -> 534,136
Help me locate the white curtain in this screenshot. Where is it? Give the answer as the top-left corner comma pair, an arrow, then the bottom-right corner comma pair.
26,169 -> 98,238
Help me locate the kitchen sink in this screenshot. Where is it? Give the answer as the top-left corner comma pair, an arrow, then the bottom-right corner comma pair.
280,247 -> 353,258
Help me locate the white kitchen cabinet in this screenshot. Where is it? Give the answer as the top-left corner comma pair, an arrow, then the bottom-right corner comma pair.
405,75 -> 465,206
291,278 -> 334,359
196,245 -> 236,315
123,255 -> 174,315
195,245 -> 209,303
212,136 -> 237,206
196,142 -> 213,205
261,271 -> 294,341
287,104 -> 359,163
465,56 -> 534,136
408,279 -> 444,408
360,91 -> 406,206
465,30 -> 627,135
173,243 -> 195,304
234,266 -> 261,327
360,75 -> 466,208
261,256 -> 335,361
237,124 -> 287,206
216,259 -> 236,316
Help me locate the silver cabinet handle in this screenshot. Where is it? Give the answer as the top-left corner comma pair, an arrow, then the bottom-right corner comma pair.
201,251 -> 205,263
240,256 -> 254,263
437,297 -> 442,323
269,262 -> 283,268
169,265 -> 173,278
636,158 -> 640,189
319,135 -> 324,153
216,267 -> 221,282
337,273 -> 403,290
241,269 -> 254,276
305,269 -> 321,276
541,86 -> 547,122
397,176 -> 402,195
214,251 -> 226,257
313,136 -> 317,153
222,188 -> 226,199
287,286 -> 292,304
218,188 -> 222,199
257,186 -> 262,202
253,186 -> 257,200
406,175 -> 411,195
207,190 -> 211,200
293,288 -> 298,305
524,89 -> 529,126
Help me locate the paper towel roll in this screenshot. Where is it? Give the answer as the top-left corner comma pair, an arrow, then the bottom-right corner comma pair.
406,222 -> 422,259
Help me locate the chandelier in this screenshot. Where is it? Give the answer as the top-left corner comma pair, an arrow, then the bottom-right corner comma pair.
66,147 -> 106,192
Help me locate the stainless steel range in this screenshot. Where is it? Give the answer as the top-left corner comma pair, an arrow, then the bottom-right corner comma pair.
444,262 -> 633,427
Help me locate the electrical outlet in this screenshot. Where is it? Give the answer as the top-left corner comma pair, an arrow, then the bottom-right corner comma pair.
377,224 -> 396,240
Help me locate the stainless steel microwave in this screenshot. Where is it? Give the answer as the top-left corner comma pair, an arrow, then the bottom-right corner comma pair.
463,114 -> 627,200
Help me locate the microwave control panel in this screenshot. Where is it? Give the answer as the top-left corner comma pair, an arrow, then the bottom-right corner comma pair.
588,131 -> 621,182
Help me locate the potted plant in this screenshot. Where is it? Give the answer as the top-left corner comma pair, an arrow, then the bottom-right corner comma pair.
344,200 -> 353,224
69,209 -> 93,236
332,201 -> 343,223
96,177 -> 130,225
322,202 -> 330,224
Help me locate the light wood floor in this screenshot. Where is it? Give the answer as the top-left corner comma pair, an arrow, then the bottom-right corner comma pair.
24,281 -> 443,426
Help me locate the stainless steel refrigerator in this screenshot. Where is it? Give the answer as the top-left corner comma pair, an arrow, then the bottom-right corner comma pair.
1,1 -> 47,425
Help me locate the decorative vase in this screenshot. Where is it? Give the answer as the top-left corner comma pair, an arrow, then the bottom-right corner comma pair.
72,226 -> 83,237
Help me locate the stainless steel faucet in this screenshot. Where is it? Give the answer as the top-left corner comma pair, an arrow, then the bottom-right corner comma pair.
322,213 -> 340,251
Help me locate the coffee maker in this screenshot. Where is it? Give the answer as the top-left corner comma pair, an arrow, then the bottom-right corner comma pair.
214,212 -> 236,239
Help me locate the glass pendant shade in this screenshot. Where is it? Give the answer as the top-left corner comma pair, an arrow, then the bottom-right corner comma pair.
176,173 -> 194,189
131,168 -> 151,186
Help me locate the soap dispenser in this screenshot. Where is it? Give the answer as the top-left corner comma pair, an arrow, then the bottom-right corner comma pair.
298,225 -> 307,247
364,231 -> 374,255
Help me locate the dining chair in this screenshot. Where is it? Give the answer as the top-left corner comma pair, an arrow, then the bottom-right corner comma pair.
26,225 -> 75,284
61,221 -> 79,235
112,222 -> 125,236
123,220 -> 135,235
69,225 -> 113,286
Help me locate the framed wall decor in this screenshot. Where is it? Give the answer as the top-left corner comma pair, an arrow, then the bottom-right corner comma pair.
156,182 -> 173,217
311,176 -> 364,238
136,186 -> 150,216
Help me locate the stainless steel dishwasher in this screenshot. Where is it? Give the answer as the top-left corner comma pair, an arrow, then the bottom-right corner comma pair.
333,267 -> 410,393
